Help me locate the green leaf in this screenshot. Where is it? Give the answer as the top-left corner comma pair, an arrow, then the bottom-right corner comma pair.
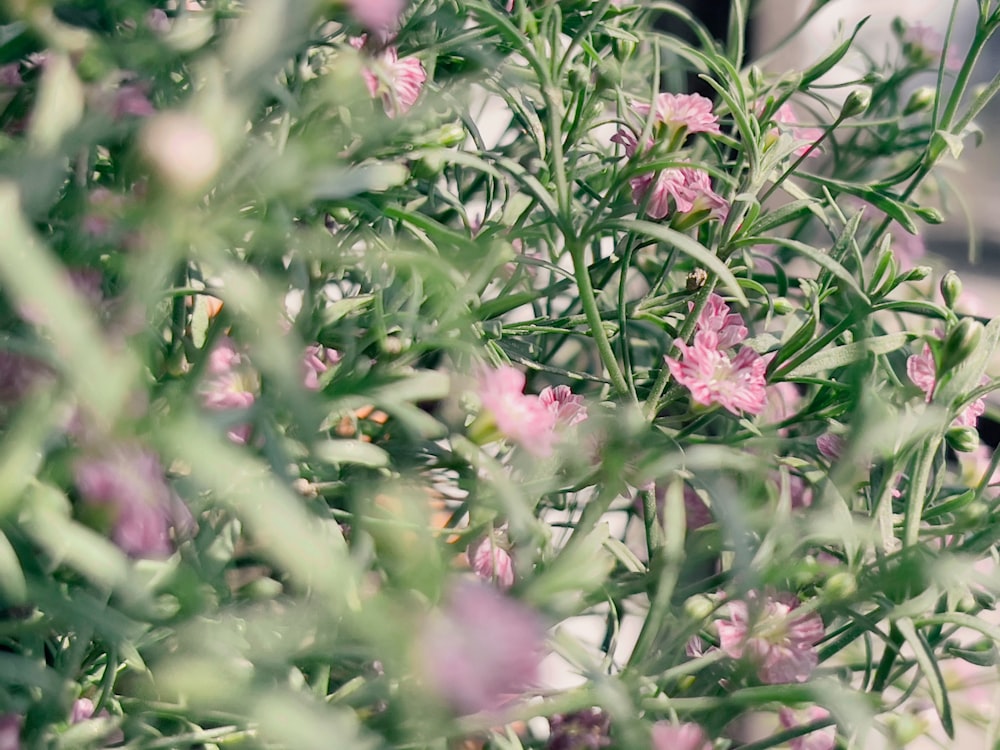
311,163 -> 409,201
27,53 -> 83,151
742,235 -> 869,303
748,199 -> 820,236
895,618 -> 953,738
314,440 -> 390,468
795,174 -> 918,234
782,333 -> 910,378
0,530 -> 25,604
607,219 -> 747,306
800,17 -> 870,86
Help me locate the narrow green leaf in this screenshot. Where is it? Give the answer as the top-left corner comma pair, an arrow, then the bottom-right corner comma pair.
783,333 -> 910,378
800,17 -> 870,86
895,617 -> 954,738
314,440 -> 390,468
742,235 -> 869,303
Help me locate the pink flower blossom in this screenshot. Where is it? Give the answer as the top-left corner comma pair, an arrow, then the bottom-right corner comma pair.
74,444 -> 191,559
71,698 -> 124,745
665,331 -> 768,415
694,294 -> 747,349
717,590 -> 824,684
0,63 -> 22,89
816,433 -> 844,461
779,706 -> 835,750
200,336 -> 257,444
418,580 -> 547,715
352,37 -> 426,117
302,344 -> 339,391
650,721 -> 711,750
477,367 -> 557,457
348,0 -> 407,31
467,533 -> 515,590
760,381 -> 801,431
771,103 -> 823,158
635,93 -> 721,138
907,343 -> 985,427
539,385 -> 588,426
903,22 -> 962,71
0,715 -> 20,750
112,82 -> 155,119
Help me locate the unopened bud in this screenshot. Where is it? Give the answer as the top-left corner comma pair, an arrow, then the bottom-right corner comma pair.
839,88 -> 871,118
683,594 -> 715,621
748,65 -> 763,91
940,317 -> 984,371
772,297 -> 794,315
946,425 -> 979,453
903,265 -> 932,282
940,270 -> 963,309
825,571 -> 857,600
140,113 -> 221,195
904,86 -> 935,115
612,36 -> 636,62
914,206 -> 944,224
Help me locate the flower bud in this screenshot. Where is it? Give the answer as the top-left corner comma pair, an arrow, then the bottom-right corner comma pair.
957,500 -> 989,527
824,571 -> 857,601
914,206 -> 944,224
612,36 -> 636,62
939,270 -> 963,309
946,425 -> 979,453
903,265 -> 932,282
939,317 -> 984,372
747,65 -> 763,91
140,113 -> 221,195
772,297 -> 794,315
839,88 -> 871,118
683,594 -> 715,621
887,713 -> 929,746
903,86 -> 935,115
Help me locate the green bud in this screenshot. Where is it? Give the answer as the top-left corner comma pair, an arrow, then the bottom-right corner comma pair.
939,317 -> 984,371
903,86 -> 935,115
747,65 -> 764,92
772,297 -> 794,315
940,270 -> 963,309
945,638 -> 998,667
683,594 -> 715,622
887,713 -> 929,747
824,571 -> 857,601
946,425 -> 979,453
839,88 -> 871,118
903,265 -> 932,282
612,36 -> 637,63
436,122 -> 466,147
869,245 -> 897,295
957,500 -> 989,527
914,206 -> 945,224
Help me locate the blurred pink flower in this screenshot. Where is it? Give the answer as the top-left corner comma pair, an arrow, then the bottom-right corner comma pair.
635,92 -> 721,138
418,580 -> 547,715
539,385 -> 588,426
695,294 -> 747,349
71,698 -> 124,745
0,63 -> 22,88
348,0 -> 407,31
352,37 -> 426,117
771,103 -> 823,158
74,444 -> 190,559
547,708 -> 611,750
665,331 -> 768,415
816,433 -> 844,461
907,343 -> 985,427
302,344 -> 339,391
0,715 -> 20,750
112,82 -> 155,119
903,22 -> 962,71
678,167 -> 729,221
760,381 -> 801,431
650,721 -> 711,750
200,336 -> 257,444
146,8 -> 170,33
477,367 -> 557,457
0,350 -> 52,402
779,706 -> 835,750
467,533 -> 515,590
717,590 -> 824,684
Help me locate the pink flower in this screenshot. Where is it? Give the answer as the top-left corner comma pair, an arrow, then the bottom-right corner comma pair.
467,533 -> 515,590
0,715 -> 20,750
779,706 -> 835,750
717,590 -> 824,684
0,350 -> 52,402
650,721 -> 711,750
477,367 -> 557,457
302,344 -> 339,391
547,708 -> 611,750
907,343 -> 985,427
678,167 -> 729,222
348,0 -> 407,31
352,38 -> 426,117
760,381 -> 801,431
694,294 -> 747,349
71,698 -> 124,745
816,433 -> 844,461
635,93 -> 721,138
146,8 -> 170,33
665,331 -> 768,415
74,444 -> 190,558
771,103 -> 823,158
112,82 -> 155,119
903,22 -> 962,71
200,336 -> 257,444
418,580 -> 547,715
0,63 -> 22,89
539,385 -> 588,426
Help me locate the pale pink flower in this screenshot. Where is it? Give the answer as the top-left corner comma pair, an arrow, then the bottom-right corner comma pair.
0,350 -> 52,402
694,294 -> 747,349
635,93 -> 721,138
352,37 -> 426,117
907,343 -> 985,427
302,344 -> 339,391
539,385 -> 588,426
650,721 -> 711,750
779,706 -> 835,750
200,336 -> 257,444
418,580 -> 547,715
74,444 -> 191,559
816,433 -> 844,461
678,167 -> 729,222
112,82 -> 155,119
903,22 -> 962,71
717,590 -> 824,684
771,103 -> 823,158
348,0 -> 407,31
0,715 -> 20,750
760,381 -> 801,431
467,533 -> 515,590
71,698 -> 124,745
665,331 -> 768,415
0,63 -> 22,89
477,367 -> 557,457
146,8 -> 170,33
635,483 -> 713,531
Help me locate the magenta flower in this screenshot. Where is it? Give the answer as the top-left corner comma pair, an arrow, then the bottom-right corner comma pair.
650,721 -> 711,750
477,367 -> 557,457
74,444 -> 190,559
665,331 -> 768,415
547,708 -> 611,750
717,590 -> 825,684
539,385 -> 588,426
816,433 -> 844,461
200,336 -> 258,444
695,294 -> 747,349
907,343 -> 985,427
352,37 -> 426,117
779,706 -> 835,750
467,533 -> 515,590
302,344 -> 339,391
348,0 -> 407,31
677,167 -> 729,221
418,580 -> 547,716
0,715 -> 21,750
635,92 -> 721,138
771,103 -> 823,158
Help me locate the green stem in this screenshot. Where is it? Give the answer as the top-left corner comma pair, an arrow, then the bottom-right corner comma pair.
902,434 -> 942,548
